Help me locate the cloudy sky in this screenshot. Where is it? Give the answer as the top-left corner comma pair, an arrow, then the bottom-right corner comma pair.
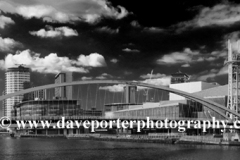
1,0 -> 240,111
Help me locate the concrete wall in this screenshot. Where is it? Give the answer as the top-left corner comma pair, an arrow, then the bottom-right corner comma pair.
169,81 -> 217,100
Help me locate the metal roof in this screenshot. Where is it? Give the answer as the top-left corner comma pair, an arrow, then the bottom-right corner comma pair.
193,84 -> 227,98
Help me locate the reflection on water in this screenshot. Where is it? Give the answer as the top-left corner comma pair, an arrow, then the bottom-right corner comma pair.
0,137 -> 240,160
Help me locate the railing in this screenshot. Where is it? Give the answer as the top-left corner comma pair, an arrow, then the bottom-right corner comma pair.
180,135 -> 222,144
10,116 -> 226,121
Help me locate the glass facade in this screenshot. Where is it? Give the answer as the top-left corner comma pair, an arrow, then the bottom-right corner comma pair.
12,100 -> 81,118
111,98 -> 226,120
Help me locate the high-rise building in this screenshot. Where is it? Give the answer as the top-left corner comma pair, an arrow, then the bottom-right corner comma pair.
34,89 -> 47,100
54,72 -> 73,99
5,65 -> 30,117
124,85 -> 137,104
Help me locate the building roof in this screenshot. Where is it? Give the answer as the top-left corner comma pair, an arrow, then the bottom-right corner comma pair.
171,71 -> 189,78
104,103 -> 142,106
7,65 -> 30,72
193,84 -> 228,98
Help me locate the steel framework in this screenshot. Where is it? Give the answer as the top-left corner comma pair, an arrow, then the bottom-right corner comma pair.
225,40 -> 240,119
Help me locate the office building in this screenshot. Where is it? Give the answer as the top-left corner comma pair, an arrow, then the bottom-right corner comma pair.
124,85 -> 137,104
55,72 -> 73,99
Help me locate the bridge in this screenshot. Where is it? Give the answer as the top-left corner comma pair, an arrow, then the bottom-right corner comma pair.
0,80 -> 239,121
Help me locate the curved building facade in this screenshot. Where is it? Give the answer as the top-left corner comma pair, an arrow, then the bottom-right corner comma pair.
12,100 -> 81,118
11,100 -> 103,118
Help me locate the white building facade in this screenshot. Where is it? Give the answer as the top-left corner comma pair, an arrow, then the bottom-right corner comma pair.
5,66 -> 30,117
169,81 -> 218,100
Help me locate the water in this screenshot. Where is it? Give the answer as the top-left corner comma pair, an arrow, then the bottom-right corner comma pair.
0,138 -> 240,160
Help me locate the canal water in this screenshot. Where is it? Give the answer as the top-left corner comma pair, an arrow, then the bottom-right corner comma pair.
0,138 -> 240,160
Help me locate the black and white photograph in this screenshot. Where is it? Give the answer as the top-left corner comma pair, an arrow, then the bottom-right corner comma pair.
1,0 -> 240,159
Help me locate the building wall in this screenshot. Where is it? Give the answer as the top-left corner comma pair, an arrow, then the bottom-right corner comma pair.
124,85 -> 137,103
106,101 -> 204,119
169,81 -> 217,100
5,66 -> 30,117
12,100 -> 102,118
54,72 -> 73,99
34,89 -> 47,100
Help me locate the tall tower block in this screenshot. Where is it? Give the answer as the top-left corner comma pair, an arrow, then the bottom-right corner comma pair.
5,65 -> 30,117
225,40 -> 240,119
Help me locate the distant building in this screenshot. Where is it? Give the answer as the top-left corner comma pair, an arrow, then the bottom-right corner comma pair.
104,85 -> 140,113
55,72 -> 73,99
5,65 -> 30,117
170,71 -> 189,84
124,85 -> 137,104
22,81 -> 34,101
22,82 -> 48,101
33,89 -> 47,100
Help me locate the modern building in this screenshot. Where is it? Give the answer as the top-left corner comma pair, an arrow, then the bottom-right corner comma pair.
22,81 -> 34,101
11,100 -> 102,118
23,82 -> 48,101
169,81 -> 218,100
55,72 -> 73,100
33,89 -> 47,100
5,65 -> 30,117
124,85 -> 137,103
105,81 -> 228,128
170,71 -> 190,84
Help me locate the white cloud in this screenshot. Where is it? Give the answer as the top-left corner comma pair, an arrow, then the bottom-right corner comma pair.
181,63 -> 190,67
99,77 -> 171,92
157,48 -> 198,64
192,66 -> 228,81
96,73 -> 113,80
99,84 -> 125,92
0,15 -> 14,29
122,48 -> 140,53
140,73 -> 166,79
0,0 -> 129,23
75,53 -> 106,67
81,76 -> 93,80
110,58 -> 118,63
0,37 -> 22,52
131,21 -> 141,27
96,27 -> 119,34
157,48 -> 222,65
143,27 -> 164,33
223,31 -> 240,53
95,76 -> 107,80
175,2 -> 240,31
141,77 -> 171,87
0,49 -> 106,73
124,71 -> 132,75
29,26 -> 78,38
16,5 -> 78,23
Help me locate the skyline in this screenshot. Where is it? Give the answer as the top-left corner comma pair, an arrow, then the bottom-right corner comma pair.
1,0 -> 240,102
